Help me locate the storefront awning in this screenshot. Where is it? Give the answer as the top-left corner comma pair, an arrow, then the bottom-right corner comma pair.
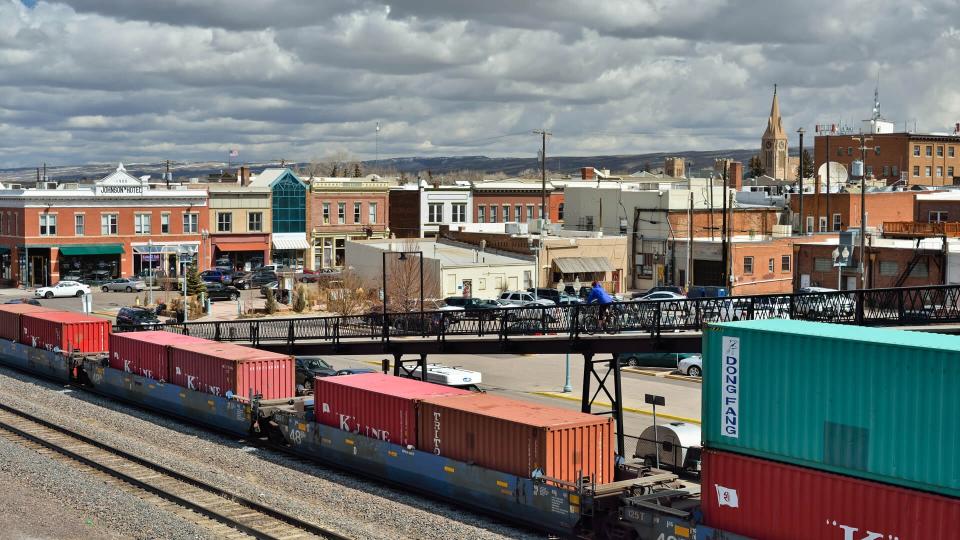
132,243 -> 197,255
59,244 -> 124,256
272,233 -> 309,251
215,242 -> 267,252
552,256 -> 614,274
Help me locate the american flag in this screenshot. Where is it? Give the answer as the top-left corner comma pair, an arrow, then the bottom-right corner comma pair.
228,149 -> 239,158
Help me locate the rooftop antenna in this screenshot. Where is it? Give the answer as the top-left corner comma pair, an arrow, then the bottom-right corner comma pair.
165,160 -> 171,188
871,72 -> 882,122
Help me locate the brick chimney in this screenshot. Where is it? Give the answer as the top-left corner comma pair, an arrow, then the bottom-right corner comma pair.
239,166 -> 251,186
580,167 -> 595,180
728,161 -> 743,191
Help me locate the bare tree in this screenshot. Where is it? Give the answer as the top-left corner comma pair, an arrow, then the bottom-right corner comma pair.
384,240 -> 441,312
323,269 -> 376,316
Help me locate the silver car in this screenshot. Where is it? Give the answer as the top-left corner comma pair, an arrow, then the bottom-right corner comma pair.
101,277 -> 147,293
498,291 -> 556,306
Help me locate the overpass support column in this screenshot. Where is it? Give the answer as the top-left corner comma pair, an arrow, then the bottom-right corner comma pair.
392,353 -> 428,381
580,353 -> 625,460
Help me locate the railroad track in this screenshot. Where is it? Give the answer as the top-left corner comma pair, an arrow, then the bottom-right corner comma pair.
0,401 -> 349,540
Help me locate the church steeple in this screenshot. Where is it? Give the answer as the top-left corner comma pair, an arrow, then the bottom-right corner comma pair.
759,84 -> 789,179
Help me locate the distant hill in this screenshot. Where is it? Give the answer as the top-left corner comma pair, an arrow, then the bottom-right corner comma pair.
0,148 -> 761,183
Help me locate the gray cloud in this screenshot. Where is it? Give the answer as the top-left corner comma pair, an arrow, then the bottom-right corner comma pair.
0,0 -> 958,168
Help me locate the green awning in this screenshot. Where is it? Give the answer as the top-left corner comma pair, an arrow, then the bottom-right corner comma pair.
58,244 -> 124,256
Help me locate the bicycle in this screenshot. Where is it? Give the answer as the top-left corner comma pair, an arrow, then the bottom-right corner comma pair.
580,303 -> 621,335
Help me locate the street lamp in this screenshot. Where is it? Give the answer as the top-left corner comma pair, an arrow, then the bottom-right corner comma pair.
381,250 -> 424,333
147,238 -> 154,307
558,280 -> 572,393
528,236 -> 541,300
832,246 -> 850,290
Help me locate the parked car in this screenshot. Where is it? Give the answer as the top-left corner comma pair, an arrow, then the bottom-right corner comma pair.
677,353 -> 703,377
335,367 -> 379,376
35,281 -> 90,299
557,294 -> 584,306
60,271 -> 84,282
4,297 -> 41,306
617,351 -> 701,368
260,281 -> 291,303
633,291 -> 687,303
200,269 -> 233,284
230,271 -> 253,290
101,277 -> 147,293
498,291 -> 556,306
204,282 -> 241,301
83,270 -> 113,284
526,287 -> 562,304
795,287 -> 855,318
295,356 -> 337,393
250,270 -> 278,288
116,306 -> 161,327
632,286 -> 684,299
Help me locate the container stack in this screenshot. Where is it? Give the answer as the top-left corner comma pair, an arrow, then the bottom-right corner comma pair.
316,373 -> 614,485
701,319 -> 960,539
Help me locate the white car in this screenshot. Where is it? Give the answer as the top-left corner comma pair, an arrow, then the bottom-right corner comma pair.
633,291 -> 687,302
677,353 -> 702,377
498,291 -> 556,306
35,281 -> 91,299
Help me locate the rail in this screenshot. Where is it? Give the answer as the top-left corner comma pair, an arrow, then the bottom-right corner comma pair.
115,284 -> 960,346
0,401 -> 346,540
883,221 -> 960,238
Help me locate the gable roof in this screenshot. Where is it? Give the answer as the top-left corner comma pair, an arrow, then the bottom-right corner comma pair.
248,168 -> 306,188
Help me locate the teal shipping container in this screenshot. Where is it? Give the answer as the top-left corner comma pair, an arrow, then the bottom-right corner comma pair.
703,319 -> 960,497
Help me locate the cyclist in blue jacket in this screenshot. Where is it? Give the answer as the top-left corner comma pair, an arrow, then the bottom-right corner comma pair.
587,281 -> 614,325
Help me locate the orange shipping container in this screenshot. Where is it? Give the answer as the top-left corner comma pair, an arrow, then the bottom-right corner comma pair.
0,304 -> 59,342
418,393 -> 614,485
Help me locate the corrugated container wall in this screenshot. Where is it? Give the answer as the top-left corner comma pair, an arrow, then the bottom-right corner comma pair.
20,312 -> 111,354
168,342 -> 294,400
702,449 -> 960,540
418,393 -> 614,485
0,305 -> 59,342
314,373 -> 469,447
703,319 -> 960,497
109,331 -> 210,381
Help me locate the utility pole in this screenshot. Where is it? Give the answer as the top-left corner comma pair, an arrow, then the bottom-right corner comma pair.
720,163 -> 729,288
532,129 -> 551,297
854,132 -> 873,289
797,127 -> 805,234
825,131 -> 831,231
687,191 -> 694,290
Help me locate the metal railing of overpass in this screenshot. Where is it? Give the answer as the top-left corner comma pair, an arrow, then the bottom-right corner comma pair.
118,284 -> 960,350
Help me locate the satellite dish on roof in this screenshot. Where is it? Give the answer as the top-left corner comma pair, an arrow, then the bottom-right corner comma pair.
817,161 -> 848,184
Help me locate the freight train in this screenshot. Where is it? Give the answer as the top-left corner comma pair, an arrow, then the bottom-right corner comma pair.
0,303 -> 957,540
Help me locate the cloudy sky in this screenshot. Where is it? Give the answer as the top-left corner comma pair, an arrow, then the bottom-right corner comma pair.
2,0 -> 959,167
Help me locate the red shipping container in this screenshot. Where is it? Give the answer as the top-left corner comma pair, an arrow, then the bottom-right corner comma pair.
314,373 -> 469,447
167,341 -> 294,400
0,304 -> 59,342
20,311 -> 111,354
702,449 -> 960,540
418,393 -> 614,484
109,331 -> 209,381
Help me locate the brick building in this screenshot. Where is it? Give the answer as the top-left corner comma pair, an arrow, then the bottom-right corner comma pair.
471,178 -> 563,226
0,164 -> 209,287
794,238 -> 946,291
792,191 -> 916,234
914,191 -> 960,222
200,168 -> 272,271
388,184 -> 421,239
814,132 -> 960,187
309,175 -> 390,270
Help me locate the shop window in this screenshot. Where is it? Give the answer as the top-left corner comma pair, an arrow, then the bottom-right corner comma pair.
337,202 -> 346,225
160,213 -> 170,234
354,202 -> 361,224
182,213 -> 198,234
101,213 -> 118,235
369,203 -> 377,224
248,212 -> 262,232
135,213 -> 151,235
217,212 -> 231,233
322,238 -> 333,268
335,238 -> 345,267
74,214 -> 84,236
39,214 -> 56,236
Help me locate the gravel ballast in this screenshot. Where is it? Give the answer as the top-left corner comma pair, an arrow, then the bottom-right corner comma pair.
0,367 -> 543,540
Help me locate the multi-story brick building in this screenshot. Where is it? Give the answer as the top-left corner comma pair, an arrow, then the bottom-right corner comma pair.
0,163 -> 209,287
387,181 -> 472,239
814,132 -> 960,187
794,238 -> 946,291
914,191 -> 960,223
792,191 -> 916,234
471,178 -> 563,226
199,168 -> 272,271
309,175 -> 390,270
